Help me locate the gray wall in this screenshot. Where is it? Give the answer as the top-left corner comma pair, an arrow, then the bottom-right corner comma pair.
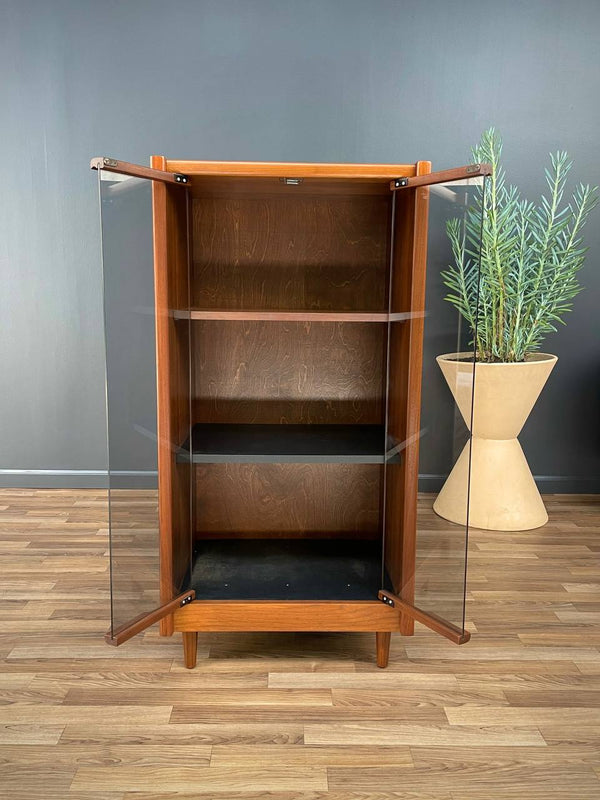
1,0 -> 599,491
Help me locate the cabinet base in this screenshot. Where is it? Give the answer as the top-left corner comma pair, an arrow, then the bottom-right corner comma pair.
174,600 -> 403,669
174,599 -> 402,632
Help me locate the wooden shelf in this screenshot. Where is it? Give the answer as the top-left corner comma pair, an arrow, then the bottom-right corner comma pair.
178,423 -> 401,464
174,309 -> 418,323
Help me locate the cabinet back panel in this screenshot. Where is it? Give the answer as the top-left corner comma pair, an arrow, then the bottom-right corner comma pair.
191,194 -> 391,311
192,320 -> 386,425
193,463 -> 382,538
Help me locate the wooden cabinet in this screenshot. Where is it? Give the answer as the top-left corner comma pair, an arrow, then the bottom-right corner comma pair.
92,157 -> 489,668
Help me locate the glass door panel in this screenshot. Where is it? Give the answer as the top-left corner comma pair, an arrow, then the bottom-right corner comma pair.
415,175 -> 484,632
97,165 -> 192,641
384,169 -> 487,639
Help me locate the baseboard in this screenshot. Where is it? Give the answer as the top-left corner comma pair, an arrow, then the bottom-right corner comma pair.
0,470 -> 157,489
528,475 -> 600,494
0,470 -> 597,494
419,474 -> 600,494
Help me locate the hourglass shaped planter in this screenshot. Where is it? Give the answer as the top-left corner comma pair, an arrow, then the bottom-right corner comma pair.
433,353 -> 558,531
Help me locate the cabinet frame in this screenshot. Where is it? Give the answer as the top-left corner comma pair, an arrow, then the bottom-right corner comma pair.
93,156 -> 488,666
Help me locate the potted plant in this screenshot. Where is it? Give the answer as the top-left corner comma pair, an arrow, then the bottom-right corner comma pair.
434,129 -> 598,531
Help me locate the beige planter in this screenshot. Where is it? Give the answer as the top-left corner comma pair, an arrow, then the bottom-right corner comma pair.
433,353 -> 558,531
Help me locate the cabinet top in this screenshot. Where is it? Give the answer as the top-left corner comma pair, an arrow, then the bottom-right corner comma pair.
158,158 -> 430,180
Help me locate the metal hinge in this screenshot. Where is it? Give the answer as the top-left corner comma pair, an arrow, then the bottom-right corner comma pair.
393,177 -> 409,188
179,594 -> 194,607
466,163 -> 481,174
174,173 -> 190,184
90,156 -> 118,170
379,592 -> 395,607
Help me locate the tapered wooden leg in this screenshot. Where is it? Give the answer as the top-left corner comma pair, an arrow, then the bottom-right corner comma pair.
159,615 -> 174,636
182,631 -> 197,669
400,614 -> 415,636
376,631 -> 391,668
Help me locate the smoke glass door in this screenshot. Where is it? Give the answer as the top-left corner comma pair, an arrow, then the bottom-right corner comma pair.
97,164 -> 192,641
384,169 -> 487,639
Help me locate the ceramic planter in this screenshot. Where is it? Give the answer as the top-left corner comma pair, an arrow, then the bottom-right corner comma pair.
433,352 -> 558,531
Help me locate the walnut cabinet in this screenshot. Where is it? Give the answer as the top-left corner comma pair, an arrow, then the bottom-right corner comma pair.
92,156 -> 488,668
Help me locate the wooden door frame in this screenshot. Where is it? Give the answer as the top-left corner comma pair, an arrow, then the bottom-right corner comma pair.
151,155 -> 193,636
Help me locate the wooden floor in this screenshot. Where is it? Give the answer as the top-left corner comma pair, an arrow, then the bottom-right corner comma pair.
0,489 -> 599,799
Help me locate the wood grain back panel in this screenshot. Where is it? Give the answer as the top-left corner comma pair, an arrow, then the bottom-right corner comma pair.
191,194 -> 391,311
193,463 -> 382,538
192,320 -> 386,425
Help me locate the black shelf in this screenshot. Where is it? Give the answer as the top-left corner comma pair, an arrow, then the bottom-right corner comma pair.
187,538 -> 392,601
178,423 -> 401,464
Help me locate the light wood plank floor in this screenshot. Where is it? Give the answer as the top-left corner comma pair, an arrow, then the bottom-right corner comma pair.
0,489 -> 599,799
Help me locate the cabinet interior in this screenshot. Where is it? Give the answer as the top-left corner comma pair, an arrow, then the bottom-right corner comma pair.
178,176 -> 400,600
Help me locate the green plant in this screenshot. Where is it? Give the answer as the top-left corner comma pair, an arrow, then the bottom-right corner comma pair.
443,128 -> 599,362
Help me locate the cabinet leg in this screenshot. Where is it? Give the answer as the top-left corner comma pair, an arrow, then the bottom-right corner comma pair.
376,631 -> 391,668
182,631 -> 197,669
159,615 -> 174,636
400,614 -> 415,636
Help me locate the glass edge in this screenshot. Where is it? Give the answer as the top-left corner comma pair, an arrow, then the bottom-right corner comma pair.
380,190 -> 397,589
97,168 -> 115,637
186,189 -> 194,595
461,173 -> 488,632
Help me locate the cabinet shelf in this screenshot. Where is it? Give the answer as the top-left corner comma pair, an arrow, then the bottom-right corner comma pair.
187,538 -> 392,601
174,309 -> 418,323
178,423 -> 401,464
